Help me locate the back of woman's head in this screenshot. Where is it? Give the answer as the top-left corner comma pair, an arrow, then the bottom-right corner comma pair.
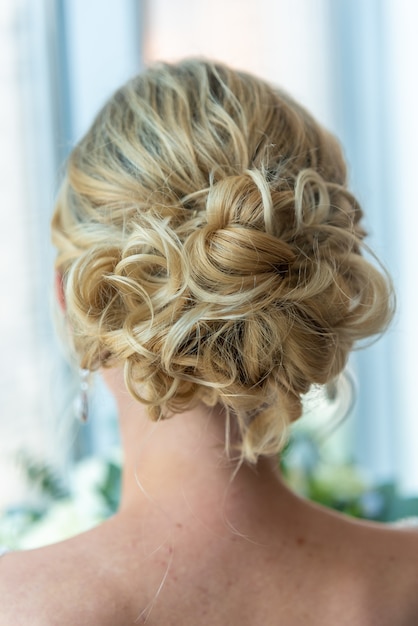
52,59 -> 393,462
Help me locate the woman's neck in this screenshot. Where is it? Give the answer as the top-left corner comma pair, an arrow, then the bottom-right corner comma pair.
101,367 -> 287,525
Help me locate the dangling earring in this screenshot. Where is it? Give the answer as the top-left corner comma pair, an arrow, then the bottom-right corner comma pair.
74,368 -> 90,423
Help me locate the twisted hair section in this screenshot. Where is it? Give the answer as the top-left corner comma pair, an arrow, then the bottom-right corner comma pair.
52,59 -> 394,463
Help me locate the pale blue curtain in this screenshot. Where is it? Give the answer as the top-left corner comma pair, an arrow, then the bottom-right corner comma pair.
330,0 -> 411,490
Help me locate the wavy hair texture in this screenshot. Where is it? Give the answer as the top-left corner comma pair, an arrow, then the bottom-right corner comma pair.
52,59 -> 393,463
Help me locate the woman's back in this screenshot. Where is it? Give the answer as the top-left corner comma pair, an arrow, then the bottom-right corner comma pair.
2,466 -> 418,626
1,58 -> 411,625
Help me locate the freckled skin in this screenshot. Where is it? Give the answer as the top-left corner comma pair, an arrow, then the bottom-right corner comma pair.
1,399 -> 418,625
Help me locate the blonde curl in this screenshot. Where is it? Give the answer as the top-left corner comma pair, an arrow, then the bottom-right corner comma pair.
51,59 -> 394,463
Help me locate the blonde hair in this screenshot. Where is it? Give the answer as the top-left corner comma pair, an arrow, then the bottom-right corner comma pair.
52,59 -> 393,463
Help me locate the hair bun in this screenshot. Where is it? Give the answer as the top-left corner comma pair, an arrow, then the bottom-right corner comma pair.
53,59 -> 394,463
206,171 -> 276,232
184,173 -> 296,310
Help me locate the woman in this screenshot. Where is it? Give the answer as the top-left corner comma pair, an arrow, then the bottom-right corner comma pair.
1,59 -> 418,625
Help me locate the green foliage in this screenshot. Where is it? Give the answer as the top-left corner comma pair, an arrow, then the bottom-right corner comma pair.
280,430 -> 413,522
97,459 -> 121,516
17,452 -> 70,501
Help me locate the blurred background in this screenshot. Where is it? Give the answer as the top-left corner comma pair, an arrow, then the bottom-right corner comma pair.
1,0 -> 417,541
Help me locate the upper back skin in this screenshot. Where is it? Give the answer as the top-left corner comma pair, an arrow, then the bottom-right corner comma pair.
2,487 -> 418,626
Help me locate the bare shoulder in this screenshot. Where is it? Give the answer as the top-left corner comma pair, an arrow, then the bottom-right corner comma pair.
357,516 -> 418,573
0,548 -> 60,626
373,522 -> 418,625
332,514 -> 418,626
290,499 -> 418,626
375,520 -> 418,585
0,525 -> 139,626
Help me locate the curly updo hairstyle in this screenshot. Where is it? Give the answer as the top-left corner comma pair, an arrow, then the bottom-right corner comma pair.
52,59 -> 393,462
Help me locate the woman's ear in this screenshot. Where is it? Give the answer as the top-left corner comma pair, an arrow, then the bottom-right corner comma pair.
55,271 -> 66,312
